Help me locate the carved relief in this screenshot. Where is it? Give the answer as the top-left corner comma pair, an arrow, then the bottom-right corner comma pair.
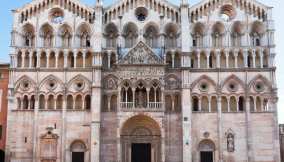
119,41 -> 163,64
226,129 -> 235,152
40,127 -> 59,161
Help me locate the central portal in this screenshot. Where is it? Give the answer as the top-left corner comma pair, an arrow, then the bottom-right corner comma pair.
120,115 -> 161,162
131,143 -> 151,162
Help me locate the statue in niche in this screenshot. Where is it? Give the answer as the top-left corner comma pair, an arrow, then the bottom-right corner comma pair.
227,132 -> 235,152
167,78 -> 179,90
106,78 -> 116,90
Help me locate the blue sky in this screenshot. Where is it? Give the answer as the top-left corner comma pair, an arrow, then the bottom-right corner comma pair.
0,0 -> 283,123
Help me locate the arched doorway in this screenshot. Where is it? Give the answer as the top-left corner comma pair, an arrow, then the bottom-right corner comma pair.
0,150 -> 4,162
70,140 -> 87,162
199,139 -> 216,162
121,115 -> 161,162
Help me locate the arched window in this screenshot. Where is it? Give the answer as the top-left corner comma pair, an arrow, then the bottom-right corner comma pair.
59,24 -> 72,47
17,97 -> 22,109
17,52 -> 23,68
49,52 -> 56,68
110,95 -> 117,111
77,24 -> 91,47
212,22 -> 225,47
192,96 -> 199,112
84,95 -> 91,110
47,95 -> 55,110
70,141 -> 87,162
30,95 -> 35,110
40,52 -> 47,68
231,21 -> 244,47
250,21 -> 265,46
199,140 -> 215,162
56,95 -> 63,109
68,52 -> 75,68
67,95 -> 74,109
104,23 -> 118,48
75,95 -> 83,110
39,94 -> 45,109
40,24 -> 54,47
23,95 -> 29,110
123,22 -> 138,48
238,96 -> 245,111
144,25 -> 159,48
192,22 -> 205,47
165,23 -> 178,48
22,24 -> 35,47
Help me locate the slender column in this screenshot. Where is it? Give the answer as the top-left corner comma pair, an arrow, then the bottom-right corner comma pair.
197,51 -> 200,68
225,50 -> 229,68
83,50 -> 86,68
32,95 -> 39,162
252,49 -> 256,68
217,96 -> 223,162
29,51 -> 32,68
61,94 -> 66,162
271,96 -> 281,162
234,50 -> 238,68
227,97 -> 230,112
171,52 -> 175,68
253,97 -> 257,112
44,97 -> 48,110
206,51 -> 210,69
260,98 -> 264,112
216,50 -> 221,68
147,88 -> 150,108
37,51 -> 40,68
74,52 -> 77,68
182,88 -> 192,162
237,97 -> 239,112
107,51 -> 111,69
64,50 -> 68,68
72,96 -> 75,110
46,51 -> 50,68
55,51 -> 59,68
198,97 -> 201,111
208,97 -> 212,112
245,97 -> 254,162
21,50 -> 25,68
244,49 -> 248,68
171,95 -> 175,112
260,50 -> 264,68
14,55 -> 18,68
132,88 -> 135,108
107,95 -> 111,111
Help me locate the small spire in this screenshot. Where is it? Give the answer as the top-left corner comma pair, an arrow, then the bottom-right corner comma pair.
181,0 -> 189,5
96,0 -> 103,6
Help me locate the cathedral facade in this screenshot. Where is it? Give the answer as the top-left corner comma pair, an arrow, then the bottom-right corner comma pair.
5,0 -> 281,162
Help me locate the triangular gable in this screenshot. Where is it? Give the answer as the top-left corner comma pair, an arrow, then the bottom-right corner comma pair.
16,0 -> 94,23
190,0 -> 270,22
119,41 -> 163,65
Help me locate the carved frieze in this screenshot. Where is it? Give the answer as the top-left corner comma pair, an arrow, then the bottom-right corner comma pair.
119,41 -> 163,65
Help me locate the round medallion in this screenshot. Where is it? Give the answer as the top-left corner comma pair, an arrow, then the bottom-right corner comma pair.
135,7 -> 148,21
199,82 -> 209,92
50,8 -> 64,24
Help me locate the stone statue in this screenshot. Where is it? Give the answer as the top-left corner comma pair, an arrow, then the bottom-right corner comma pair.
227,133 -> 235,152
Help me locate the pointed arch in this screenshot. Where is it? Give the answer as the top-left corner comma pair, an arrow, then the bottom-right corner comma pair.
191,75 -> 217,91
221,75 -> 245,90
39,74 -> 64,90
248,74 -> 272,90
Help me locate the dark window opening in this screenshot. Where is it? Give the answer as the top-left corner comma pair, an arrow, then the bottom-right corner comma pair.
193,39 -> 197,47
72,152 -> 84,162
131,143 -> 151,162
200,151 -> 213,162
